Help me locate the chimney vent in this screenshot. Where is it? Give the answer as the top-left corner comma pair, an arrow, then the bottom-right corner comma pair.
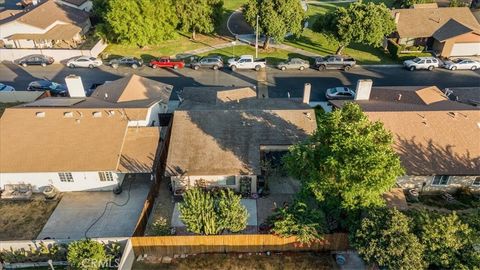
65,75 -> 85,98
355,79 -> 373,101
394,12 -> 400,24
303,83 -> 311,104
397,94 -> 402,101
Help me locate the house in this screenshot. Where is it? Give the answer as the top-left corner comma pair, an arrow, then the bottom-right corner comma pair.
0,74 -> 173,192
165,85 -> 317,195
56,0 -> 92,11
329,80 -> 480,193
391,5 -> 480,57
0,0 -> 91,48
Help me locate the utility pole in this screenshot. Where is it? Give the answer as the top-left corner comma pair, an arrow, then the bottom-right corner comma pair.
255,15 -> 259,58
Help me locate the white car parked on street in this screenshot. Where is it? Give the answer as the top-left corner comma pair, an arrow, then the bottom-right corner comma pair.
443,58 -> 480,71
403,57 -> 440,71
0,83 -> 15,92
325,87 -> 355,100
67,56 -> 103,69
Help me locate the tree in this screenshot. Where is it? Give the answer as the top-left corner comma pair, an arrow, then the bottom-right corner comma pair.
269,198 -> 326,244
175,0 -> 223,40
67,239 -> 108,270
394,0 -> 435,8
352,208 -> 425,270
283,103 -> 404,211
100,0 -> 178,46
417,212 -> 480,269
179,188 -> 248,235
244,0 -> 306,49
313,2 -> 396,54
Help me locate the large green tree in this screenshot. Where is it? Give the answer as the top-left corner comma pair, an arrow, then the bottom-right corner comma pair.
104,0 -> 178,46
175,0 -> 223,40
352,208 -> 425,269
313,2 -> 396,54
244,0 -> 306,49
284,103 -> 404,210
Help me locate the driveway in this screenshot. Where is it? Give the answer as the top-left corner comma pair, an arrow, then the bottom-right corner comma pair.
37,174 -> 151,239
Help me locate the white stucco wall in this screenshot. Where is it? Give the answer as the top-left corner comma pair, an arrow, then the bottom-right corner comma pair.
171,175 -> 258,194
397,175 -> 480,193
0,171 -> 125,192
128,102 -> 168,127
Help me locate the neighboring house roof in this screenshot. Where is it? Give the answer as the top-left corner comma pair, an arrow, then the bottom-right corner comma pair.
392,7 -> 480,39
0,75 -> 172,173
166,87 -> 317,177
331,86 -> 480,176
432,19 -> 477,42
0,0 -> 89,29
7,24 -> 82,40
60,0 -> 89,6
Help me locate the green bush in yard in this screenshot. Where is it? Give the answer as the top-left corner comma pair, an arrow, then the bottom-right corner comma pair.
67,239 -> 108,270
180,187 -> 248,235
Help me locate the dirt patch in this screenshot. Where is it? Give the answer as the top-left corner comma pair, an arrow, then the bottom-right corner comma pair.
0,194 -> 60,240
144,179 -> 175,236
133,252 -> 335,270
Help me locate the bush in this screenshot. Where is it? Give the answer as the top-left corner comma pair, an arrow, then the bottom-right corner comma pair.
151,217 -> 171,236
179,188 -> 248,235
67,239 -> 108,270
387,39 -> 402,59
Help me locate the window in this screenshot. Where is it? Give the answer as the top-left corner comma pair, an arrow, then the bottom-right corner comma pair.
99,172 -> 114,182
226,176 -> 236,186
59,172 -> 73,182
473,177 -> 480,186
432,175 -> 449,185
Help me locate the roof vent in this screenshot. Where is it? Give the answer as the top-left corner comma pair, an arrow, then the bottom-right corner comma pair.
104,93 -> 108,99
92,111 -> 102,118
64,112 -> 73,118
397,94 -> 402,101
35,112 -> 45,118
107,110 -> 115,117
447,112 -> 457,119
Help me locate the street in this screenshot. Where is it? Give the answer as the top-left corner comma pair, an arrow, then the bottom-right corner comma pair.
1,62 -> 479,101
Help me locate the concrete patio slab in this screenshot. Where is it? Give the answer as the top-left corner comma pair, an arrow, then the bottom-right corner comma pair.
37,174 -> 151,239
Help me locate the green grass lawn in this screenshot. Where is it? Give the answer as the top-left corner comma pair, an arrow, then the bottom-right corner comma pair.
199,44 -> 310,65
286,1 -> 423,64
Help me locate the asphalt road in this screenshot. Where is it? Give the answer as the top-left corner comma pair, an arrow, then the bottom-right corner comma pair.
1,63 -> 479,101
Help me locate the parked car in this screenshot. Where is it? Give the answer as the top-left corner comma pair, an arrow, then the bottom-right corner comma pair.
325,87 -> 355,100
443,58 -> 480,71
403,57 -> 440,71
67,56 -> 103,69
227,55 -> 266,71
277,58 -> 310,71
15,54 -> 54,67
190,56 -> 224,70
149,57 -> 185,69
0,83 -> 15,92
315,55 -> 356,71
87,81 -> 112,96
108,57 -> 143,69
27,80 -> 68,96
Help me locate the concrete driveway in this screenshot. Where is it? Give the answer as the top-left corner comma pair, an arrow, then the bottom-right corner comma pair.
37,174 -> 151,239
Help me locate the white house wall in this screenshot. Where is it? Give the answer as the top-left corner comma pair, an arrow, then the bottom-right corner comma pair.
128,102 -> 168,127
57,0 -> 93,11
397,175 -> 480,193
0,171 -> 125,192
171,175 -> 258,194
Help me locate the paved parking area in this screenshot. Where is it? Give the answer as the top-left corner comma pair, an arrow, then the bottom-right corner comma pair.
37,174 -> 151,239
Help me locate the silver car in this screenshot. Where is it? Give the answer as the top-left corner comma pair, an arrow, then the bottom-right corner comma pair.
403,57 -> 440,71
277,58 -> 310,71
0,83 -> 15,92
67,56 -> 103,69
444,58 -> 480,71
325,87 -> 355,100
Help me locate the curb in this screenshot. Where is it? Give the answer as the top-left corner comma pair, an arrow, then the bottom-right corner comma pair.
361,64 -> 403,68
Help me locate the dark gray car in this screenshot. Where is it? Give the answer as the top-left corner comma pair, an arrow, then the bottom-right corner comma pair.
191,56 -> 224,70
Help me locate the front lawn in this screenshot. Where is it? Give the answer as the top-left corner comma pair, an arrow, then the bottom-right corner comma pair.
199,44 -> 312,65
0,194 -> 60,240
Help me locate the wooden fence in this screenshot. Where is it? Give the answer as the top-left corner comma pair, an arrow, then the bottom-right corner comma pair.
131,233 -> 349,257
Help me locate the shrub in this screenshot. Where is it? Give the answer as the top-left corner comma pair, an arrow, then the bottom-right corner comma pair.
67,239 -> 108,270
151,217 -> 171,236
179,188 -> 248,235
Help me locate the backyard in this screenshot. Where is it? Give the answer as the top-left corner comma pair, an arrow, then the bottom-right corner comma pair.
133,252 -> 336,270
0,195 -> 60,240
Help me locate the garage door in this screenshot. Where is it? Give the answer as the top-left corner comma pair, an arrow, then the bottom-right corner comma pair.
450,43 -> 480,57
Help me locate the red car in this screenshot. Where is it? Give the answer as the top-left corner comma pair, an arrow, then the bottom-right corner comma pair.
149,57 -> 185,69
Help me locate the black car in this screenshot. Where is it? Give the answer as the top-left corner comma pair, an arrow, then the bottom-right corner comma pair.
27,80 -> 68,96
108,57 -> 143,69
16,54 -> 54,67
190,56 -> 224,70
